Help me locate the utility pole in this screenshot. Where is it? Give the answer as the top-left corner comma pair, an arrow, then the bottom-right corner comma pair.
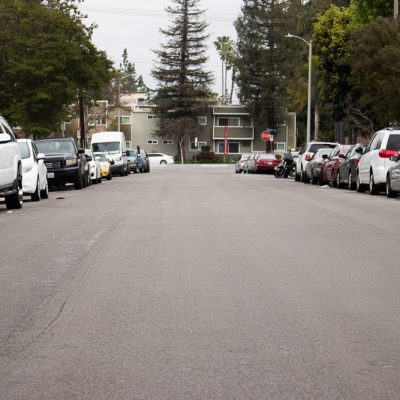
79,95 -> 86,149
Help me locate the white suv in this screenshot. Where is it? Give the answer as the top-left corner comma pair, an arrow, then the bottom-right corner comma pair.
357,128 -> 400,194
295,141 -> 338,182
0,116 -> 23,209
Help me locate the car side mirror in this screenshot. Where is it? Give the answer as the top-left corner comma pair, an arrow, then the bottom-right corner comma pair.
78,148 -> 85,154
390,154 -> 400,162
322,154 -> 328,159
0,133 -> 11,143
339,154 -> 346,159
126,150 -> 130,156
110,160 -> 115,165
36,153 -> 45,161
86,155 -> 93,161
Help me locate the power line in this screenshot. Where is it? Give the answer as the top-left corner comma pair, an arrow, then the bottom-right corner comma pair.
81,5 -> 239,22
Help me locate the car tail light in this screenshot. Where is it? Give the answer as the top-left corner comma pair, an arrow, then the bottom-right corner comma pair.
379,149 -> 399,158
305,153 -> 312,160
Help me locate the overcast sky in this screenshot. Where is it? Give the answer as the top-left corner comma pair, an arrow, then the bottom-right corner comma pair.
79,0 -> 244,94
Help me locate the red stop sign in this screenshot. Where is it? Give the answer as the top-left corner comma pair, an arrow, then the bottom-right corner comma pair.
261,131 -> 271,141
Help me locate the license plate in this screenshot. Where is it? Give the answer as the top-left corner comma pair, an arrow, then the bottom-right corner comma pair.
268,162 -> 273,165
47,172 -> 55,179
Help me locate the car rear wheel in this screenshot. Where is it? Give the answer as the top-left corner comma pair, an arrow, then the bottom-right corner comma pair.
369,172 -> 379,195
160,160 -> 167,165
356,172 -> 367,193
386,174 -> 397,198
5,166 -> 23,209
75,173 -> 83,190
40,183 -> 49,199
31,178 -> 41,201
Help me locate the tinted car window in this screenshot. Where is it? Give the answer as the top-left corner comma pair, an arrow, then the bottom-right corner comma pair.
386,134 -> 400,151
309,143 -> 336,152
17,142 -> 30,159
36,140 -> 76,154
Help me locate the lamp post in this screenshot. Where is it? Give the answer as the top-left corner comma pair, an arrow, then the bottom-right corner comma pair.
285,33 -> 312,143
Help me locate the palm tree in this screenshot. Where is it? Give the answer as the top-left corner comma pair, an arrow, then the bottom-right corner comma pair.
214,36 -> 234,104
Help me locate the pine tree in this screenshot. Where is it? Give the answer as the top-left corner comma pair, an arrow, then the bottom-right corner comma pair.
152,0 -> 213,121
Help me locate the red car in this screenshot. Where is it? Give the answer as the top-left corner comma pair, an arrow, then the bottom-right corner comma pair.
254,153 -> 280,173
320,144 -> 352,186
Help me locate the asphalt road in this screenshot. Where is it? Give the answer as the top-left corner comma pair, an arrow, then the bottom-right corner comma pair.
1,165 -> 400,400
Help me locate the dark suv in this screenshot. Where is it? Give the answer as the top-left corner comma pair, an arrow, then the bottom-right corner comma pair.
35,138 -> 87,190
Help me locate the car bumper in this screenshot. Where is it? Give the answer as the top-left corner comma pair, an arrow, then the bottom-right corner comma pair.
47,167 -> 80,184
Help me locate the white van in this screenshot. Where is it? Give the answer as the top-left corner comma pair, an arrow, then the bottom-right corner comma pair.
91,131 -> 129,176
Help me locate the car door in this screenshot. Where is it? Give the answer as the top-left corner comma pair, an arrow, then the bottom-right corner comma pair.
0,119 -> 20,186
32,142 -> 47,190
359,132 -> 382,184
326,147 -> 339,182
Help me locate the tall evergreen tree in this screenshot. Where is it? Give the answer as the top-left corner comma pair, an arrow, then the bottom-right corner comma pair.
152,0 -> 213,120
235,0 -> 299,133
152,0 -> 213,161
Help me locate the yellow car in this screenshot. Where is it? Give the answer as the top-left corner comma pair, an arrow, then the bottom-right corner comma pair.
95,153 -> 112,180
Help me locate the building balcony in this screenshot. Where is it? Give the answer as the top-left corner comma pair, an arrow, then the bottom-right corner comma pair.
213,126 -> 254,140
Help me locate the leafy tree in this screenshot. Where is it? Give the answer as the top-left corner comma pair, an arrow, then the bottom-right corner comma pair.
0,0 -> 112,137
235,0 -> 300,133
313,5 -> 358,123
118,49 -> 148,93
344,17 -> 400,133
152,0 -> 213,160
350,0 -> 393,23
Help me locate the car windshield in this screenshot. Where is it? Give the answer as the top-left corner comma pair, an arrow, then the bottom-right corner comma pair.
309,143 -> 336,152
36,140 -> 75,155
17,142 -> 30,159
128,149 -> 137,157
386,135 -> 400,151
92,142 -> 120,154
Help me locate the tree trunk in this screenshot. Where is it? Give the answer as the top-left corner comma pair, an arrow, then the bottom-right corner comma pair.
179,139 -> 184,164
79,95 -> 86,149
221,60 -> 224,102
229,68 -> 236,104
224,61 -> 228,104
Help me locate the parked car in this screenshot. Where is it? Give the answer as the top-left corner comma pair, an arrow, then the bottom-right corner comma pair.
95,153 -> 112,180
91,131 -> 129,176
337,144 -> 366,190
243,154 -> 258,174
127,148 -> 138,173
304,148 -> 333,184
385,153 -> 400,198
319,144 -> 352,187
0,115 -> 23,209
17,139 -> 48,201
295,141 -> 338,182
148,153 -> 174,165
357,128 -> 400,194
254,153 -> 280,173
235,154 -> 251,173
35,138 -> 87,190
85,149 -> 101,184
137,149 -> 150,173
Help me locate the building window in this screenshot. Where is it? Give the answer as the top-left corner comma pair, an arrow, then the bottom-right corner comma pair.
275,142 -> 286,151
147,139 -> 158,144
147,115 -> 159,119
217,117 -> 240,127
190,141 -> 207,150
198,116 -> 207,125
115,116 -> 131,124
162,140 -> 174,145
216,142 -> 240,154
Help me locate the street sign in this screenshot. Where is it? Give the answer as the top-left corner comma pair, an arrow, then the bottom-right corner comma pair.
261,131 -> 271,141
270,134 -> 274,142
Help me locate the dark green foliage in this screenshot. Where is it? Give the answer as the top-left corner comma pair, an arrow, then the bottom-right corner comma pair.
0,0 -> 112,136
345,17 -> 400,133
234,0 -> 301,133
351,0 -> 393,23
152,0 -> 213,122
119,49 -> 148,93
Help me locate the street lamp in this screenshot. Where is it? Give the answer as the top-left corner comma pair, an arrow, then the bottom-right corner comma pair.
285,33 -> 312,143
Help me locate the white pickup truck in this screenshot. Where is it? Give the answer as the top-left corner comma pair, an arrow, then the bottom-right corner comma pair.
0,115 -> 23,209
